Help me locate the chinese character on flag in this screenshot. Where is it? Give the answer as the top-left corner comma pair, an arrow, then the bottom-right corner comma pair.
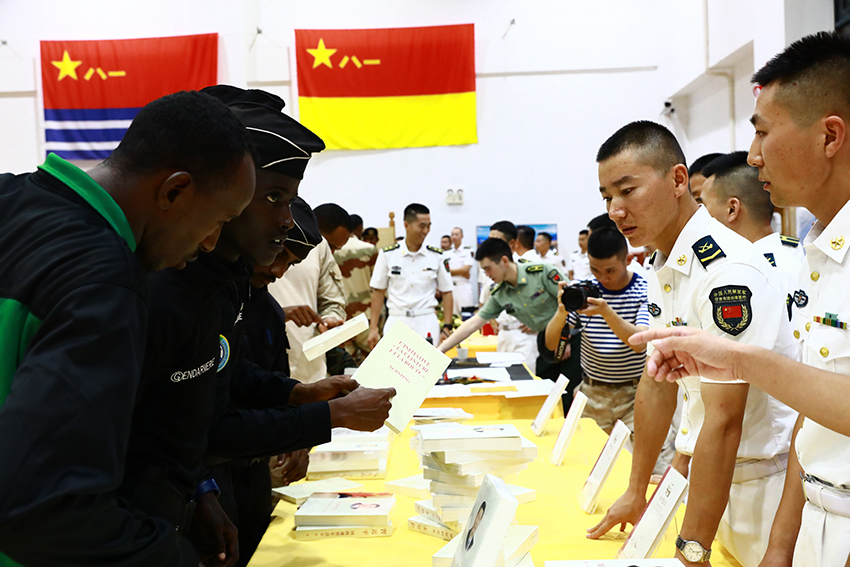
295,24 -> 477,150
40,33 -> 218,160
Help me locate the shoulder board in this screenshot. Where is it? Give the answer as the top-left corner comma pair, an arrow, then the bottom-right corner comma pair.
692,235 -> 726,269
648,250 -> 657,265
517,257 -> 530,263
382,243 -> 400,252
426,245 -> 443,254
779,235 -> 800,247
764,252 -> 776,267
525,264 -> 544,273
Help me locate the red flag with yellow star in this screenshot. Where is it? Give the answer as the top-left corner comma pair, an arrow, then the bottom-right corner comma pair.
40,34 -> 217,160
295,24 -> 476,150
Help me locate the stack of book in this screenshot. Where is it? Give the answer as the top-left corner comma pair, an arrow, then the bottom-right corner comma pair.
407,423 -> 538,540
306,426 -> 392,480
292,491 -> 396,540
412,407 -> 473,425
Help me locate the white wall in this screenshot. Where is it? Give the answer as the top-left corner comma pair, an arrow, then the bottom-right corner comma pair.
0,0 -> 833,246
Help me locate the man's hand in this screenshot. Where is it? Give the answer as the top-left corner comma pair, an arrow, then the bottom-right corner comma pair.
758,547 -> 794,567
629,327 -> 746,383
367,328 -> 381,350
328,386 -> 395,431
271,449 -> 310,486
318,317 -> 344,334
440,325 -> 452,342
518,324 -> 536,334
578,297 -> 612,318
290,375 -> 359,405
283,305 -> 323,327
194,492 -> 239,567
586,489 -> 646,539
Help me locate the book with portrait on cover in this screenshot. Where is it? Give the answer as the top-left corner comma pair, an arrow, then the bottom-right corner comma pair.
294,492 -> 396,527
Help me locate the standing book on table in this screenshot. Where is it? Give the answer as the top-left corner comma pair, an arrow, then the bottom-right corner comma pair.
531,373 -> 570,436
579,419 -> 630,514
450,474 -> 518,567
551,391 -> 588,466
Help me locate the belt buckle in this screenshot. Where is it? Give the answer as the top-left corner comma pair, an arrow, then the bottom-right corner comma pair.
405,309 -> 415,317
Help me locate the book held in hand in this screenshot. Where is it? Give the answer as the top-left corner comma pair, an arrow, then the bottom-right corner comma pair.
302,312 -> 369,361
352,320 -> 452,434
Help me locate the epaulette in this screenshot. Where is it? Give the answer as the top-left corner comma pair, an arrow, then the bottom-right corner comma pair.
525,264 -> 544,273
764,252 -> 776,267
426,245 -> 443,254
779,235 -> 800,248
692,235 -> 726,269
648,250 -> 657,265
382,243 -> 400,252
517,258 -> 530,263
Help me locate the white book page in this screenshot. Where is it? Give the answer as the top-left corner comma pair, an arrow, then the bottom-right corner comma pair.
550,391 -> 588,466
618,466 -> 688,559
302,313 -> 369,361
352,321 -> 451,434
579,420 -> 630,514
531,374 -> 570,436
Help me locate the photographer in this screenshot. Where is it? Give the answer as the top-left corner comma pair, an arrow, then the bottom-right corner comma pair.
544,228 -> 649,436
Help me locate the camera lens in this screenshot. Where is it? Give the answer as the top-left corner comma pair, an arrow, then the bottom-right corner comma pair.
561,286 -> 589,312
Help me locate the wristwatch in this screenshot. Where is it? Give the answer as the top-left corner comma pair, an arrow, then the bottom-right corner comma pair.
676,536 -> 711,562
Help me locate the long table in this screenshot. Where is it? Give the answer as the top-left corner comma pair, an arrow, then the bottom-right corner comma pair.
249,418 -> 743,567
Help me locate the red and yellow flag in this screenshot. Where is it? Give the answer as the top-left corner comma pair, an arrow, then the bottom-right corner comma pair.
40,34 -> 218,160
295,24 -> 476,150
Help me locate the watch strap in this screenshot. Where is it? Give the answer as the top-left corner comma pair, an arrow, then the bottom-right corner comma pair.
195,478 -> 221,500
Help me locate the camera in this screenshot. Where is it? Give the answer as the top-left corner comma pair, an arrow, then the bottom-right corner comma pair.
561,280 -> 601,312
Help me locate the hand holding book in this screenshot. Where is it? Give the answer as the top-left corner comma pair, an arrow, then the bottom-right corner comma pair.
291,375 -> 360,405
328,386 -> 396,431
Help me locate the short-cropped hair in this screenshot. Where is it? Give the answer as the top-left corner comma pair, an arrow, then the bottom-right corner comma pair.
404,203 -> 430,222
596,120 -> 686,174
489,221 -> 517,242
702,151 -> 775,225
587,228 -> 627,260
475,238 -> 513,263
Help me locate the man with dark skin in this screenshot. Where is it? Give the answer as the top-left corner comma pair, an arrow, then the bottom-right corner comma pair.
0,90 -> 256,566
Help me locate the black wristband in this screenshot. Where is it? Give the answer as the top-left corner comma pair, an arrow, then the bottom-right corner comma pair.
442,323 -> 453,329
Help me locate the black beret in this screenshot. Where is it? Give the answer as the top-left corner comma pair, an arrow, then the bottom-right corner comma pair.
286,196 -> 322,260
201,85 -> 325,180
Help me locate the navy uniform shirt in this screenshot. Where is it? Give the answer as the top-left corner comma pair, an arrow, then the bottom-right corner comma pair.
0,154 -> 195,566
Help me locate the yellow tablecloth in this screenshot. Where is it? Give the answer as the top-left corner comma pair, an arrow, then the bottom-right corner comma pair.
250,418 -> 743,567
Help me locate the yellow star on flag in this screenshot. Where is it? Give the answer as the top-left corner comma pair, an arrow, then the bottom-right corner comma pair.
306,39 -> 336,69
51,50 -> 83,81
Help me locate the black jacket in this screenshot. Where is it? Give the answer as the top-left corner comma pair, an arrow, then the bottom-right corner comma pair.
205,256 -> 331,462
0,155 -> 195,566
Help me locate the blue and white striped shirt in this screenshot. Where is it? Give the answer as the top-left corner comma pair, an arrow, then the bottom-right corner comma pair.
567,272 -> 649,383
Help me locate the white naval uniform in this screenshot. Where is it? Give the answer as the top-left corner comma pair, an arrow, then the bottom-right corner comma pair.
569,250 -> 592,281
536,249 -> 566,269
647,207 -> 798,567
791,199 -> 850,567
370,240 -> 453,343
447,245 -> 475,314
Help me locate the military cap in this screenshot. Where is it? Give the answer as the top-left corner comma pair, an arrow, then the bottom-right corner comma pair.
201,85 -> 325,180
285,196 -> 322,260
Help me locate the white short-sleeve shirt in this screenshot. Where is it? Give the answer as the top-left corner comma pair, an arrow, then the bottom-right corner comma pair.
370,240 -> 453,312
646,207 -> 798,460
793,199 -> 850,487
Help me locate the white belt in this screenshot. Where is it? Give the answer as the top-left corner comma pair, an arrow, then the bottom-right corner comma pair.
731,453 -> 788,484
388,308 -> 435,318
802,474 -> 850,518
